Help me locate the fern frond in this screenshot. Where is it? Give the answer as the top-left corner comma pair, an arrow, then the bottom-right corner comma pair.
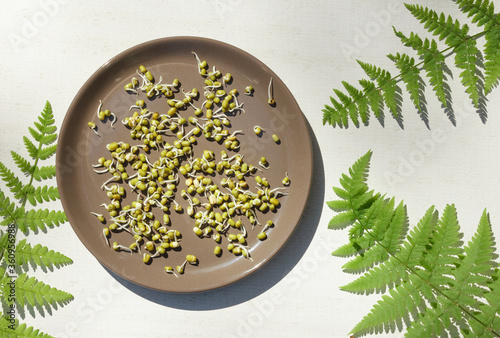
0,102 -> 72,338
15,239 -> 72,269
329,153 -> 500,336
324,1 -> 500,127
26,186 -> 59,206
16,209 -> 67,233
13,273 -> 73,310
0,317 -> 53,338
333,88 -> 360,127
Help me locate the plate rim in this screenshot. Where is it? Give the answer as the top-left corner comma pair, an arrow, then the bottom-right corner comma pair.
56,36 -> 314,293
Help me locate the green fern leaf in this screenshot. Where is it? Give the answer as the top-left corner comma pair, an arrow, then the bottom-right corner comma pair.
406,4 -> 481,106
15,239 -> 72,268
0,191 -> 16,222
28,127 -> 57,146
456,0 -> 500,93
26,186 -> 59,206
328,210 -> 356,230
32,165 -> 56,182
333,88 -> 360,127
33,121 -> 56,136
37,101 -> 56,132
420,204 -> 463,287
484,25 -> 500,94
407,209 -> 497,336
455,38 -> 480,106
333,198 -> 386,257
330,94 -> 348,127
11,152 -> 33,177
14,273 -> 73,309
394,206 -> 437,268
36,145 -> 57,161
23,137 -> 38,160
17,209 -> 67,233
0,162 -> 24,199
0,317 -> 53,338
343,81 -> 369,125
388,53 -> 423,111
0,204 -> 25,228
28,127 -> 42,144
359,79 -> 384,120
357,61 -> 402,119
394,30 -> 448,107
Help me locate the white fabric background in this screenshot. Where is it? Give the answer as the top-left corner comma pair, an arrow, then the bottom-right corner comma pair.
1,0 -> 499,337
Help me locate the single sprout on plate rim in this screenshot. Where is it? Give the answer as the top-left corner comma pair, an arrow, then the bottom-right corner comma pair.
267,77 -> 275,105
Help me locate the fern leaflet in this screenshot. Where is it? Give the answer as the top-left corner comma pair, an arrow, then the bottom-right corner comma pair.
15,239 -> 73,269
13,273 -> 73,309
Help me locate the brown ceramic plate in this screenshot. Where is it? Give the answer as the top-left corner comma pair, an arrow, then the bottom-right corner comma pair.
56,37 -> 312,292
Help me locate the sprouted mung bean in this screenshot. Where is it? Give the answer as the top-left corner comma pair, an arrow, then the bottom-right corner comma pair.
90,56 -> 289,276
267,77 -> 275,106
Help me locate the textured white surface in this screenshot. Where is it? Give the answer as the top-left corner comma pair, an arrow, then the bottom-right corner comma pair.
1,0 -> 499,337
